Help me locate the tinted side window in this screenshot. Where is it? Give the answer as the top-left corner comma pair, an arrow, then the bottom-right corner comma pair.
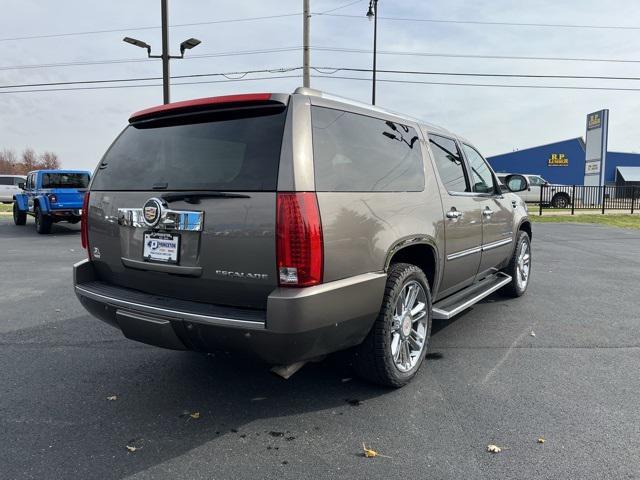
429,134 -> 468,193
462,143 -> 496,194
311,107 -> 424,192
0,177 -> 12,185
14,177 -> 24,186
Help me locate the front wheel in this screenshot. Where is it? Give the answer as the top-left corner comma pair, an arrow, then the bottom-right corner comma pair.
353,263 -> 432,388
35,206 -> 52,234
502,231 -> 531,297
13,202 -> 27,225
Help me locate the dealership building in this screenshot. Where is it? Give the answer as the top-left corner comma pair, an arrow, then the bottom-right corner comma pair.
487,110 -> 640,187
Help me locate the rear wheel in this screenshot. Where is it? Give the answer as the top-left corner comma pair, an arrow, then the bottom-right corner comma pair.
551,193 -> 570,209
13,202 -> 26,225
501,230 -> 531,297
353,263 -> 432,388
35,206 -> 52,234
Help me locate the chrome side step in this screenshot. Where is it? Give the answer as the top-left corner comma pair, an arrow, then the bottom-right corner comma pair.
432,272 -> 512,320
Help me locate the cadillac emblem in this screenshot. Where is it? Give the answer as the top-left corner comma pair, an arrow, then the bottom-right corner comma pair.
143,198 -> 163,227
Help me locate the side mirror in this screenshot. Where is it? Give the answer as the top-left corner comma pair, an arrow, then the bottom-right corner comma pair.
18,182 -> 25,189
504,174 -> 529,193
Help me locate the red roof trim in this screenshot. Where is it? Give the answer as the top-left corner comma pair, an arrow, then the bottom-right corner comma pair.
129,93 -> 272,122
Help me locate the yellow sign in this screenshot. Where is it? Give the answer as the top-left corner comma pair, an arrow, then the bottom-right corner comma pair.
548,153 -> 568,167
587,112 -> 602,130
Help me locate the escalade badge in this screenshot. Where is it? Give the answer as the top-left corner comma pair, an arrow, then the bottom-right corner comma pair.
143,198 -> 163,227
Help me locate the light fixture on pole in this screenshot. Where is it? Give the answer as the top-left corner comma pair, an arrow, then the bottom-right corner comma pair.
122,1 -> 201,104
366,0 -> 378,105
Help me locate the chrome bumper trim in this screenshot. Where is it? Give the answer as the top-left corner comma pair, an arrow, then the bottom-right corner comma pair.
75,285 -> 265,330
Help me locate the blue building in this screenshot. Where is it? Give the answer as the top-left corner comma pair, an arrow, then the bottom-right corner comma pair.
487,138 -> 640,186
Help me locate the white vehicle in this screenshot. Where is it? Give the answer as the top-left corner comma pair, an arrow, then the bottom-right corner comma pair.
497,173 -> 573,208
0,175 -> 26,203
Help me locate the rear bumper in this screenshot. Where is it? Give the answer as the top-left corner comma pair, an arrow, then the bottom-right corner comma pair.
73,259 -> 385,364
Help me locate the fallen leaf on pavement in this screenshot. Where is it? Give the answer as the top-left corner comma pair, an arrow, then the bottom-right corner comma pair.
537,438 -> 545,444
487,444 -> 502,453
362,442 -> 391,458
126,445 -> 138,452
189,412 -> 200,419
530,331 -> 536,337
106,395 -> 118,401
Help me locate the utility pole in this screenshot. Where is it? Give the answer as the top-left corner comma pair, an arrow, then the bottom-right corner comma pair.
303,0 -> 311,88
366,0 -> 379,105
161,0 -> 170,104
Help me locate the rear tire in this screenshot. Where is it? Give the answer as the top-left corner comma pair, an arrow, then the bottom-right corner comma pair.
13,202 -> 26,226
35,206 -> 52,234
501,230 -> 531,297
551,193 -> 570,209
353,263 -> 432,388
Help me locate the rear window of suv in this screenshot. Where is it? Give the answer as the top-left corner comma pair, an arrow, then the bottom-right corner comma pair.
311,107 -> 424,192
42,173 -> 90,189
91,106 -> 287,191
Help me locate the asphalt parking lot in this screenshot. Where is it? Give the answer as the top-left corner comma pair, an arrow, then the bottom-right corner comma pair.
1,215 -> 639,480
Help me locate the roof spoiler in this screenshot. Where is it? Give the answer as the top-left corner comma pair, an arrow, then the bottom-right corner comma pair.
129,93 -> 283,123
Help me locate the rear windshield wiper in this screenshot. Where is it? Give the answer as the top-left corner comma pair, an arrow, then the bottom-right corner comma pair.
161,191 -> 251,204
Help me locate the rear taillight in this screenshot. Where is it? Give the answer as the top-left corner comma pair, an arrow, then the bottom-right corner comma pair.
81,192 -> 90,253
276,192 -> 323,287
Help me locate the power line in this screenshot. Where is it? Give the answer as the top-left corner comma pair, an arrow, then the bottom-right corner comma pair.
0,75 -> 302,95
316,0 -> 364,15
312,46 -> 640,64
0,47 -> 302,71
314,75 -> 640,92
4,45 -> 639,72
0,67 -> 303,90
311,66 -> 640,82
4,72 -> 640,95
6,65 -> 640,91
315,13 -> 640,30
0,13 -> 301,42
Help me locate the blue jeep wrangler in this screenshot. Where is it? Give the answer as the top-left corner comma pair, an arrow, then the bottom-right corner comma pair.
13,169 -> 91,234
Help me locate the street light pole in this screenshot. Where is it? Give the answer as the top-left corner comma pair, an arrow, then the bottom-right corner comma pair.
161,0 -> 170,104
123,3 -> 201,105
367,0 -> 378,105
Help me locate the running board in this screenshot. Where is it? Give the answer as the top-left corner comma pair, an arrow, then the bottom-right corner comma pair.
432,272 -> 512,320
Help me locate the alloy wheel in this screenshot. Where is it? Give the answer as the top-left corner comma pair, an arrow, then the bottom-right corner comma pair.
390,280 -> 428,373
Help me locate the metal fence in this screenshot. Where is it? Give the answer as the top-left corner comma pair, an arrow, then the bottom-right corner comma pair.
538,184 -> 639,215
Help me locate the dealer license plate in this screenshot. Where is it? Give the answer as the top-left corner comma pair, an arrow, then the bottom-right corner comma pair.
143,232 -> 180,263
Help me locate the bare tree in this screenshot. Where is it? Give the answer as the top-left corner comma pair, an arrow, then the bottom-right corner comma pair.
39,151 -> 60,169
21,148 -> 39,173
0,149 -> 18,174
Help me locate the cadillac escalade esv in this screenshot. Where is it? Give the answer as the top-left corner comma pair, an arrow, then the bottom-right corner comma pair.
74,89 -> 532,387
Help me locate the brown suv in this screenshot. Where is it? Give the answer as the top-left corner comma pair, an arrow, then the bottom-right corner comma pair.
73,89 -> 531,387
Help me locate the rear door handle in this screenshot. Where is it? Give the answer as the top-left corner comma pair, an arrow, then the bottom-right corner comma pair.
483,208 -> 494,216
446,209 -> 463,219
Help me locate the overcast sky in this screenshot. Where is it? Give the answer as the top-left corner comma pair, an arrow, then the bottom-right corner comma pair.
1,0 -> 639,170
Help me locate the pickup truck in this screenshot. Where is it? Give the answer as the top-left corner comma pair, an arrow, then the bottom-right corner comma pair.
13,169 -> 91,234
497,173 -> 573,208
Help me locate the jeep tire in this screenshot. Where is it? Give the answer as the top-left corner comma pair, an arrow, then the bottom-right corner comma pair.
35,206 -> 52,234
353,263 -> 432,388
13,202 -> 27,226
502,230 -> 531,297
